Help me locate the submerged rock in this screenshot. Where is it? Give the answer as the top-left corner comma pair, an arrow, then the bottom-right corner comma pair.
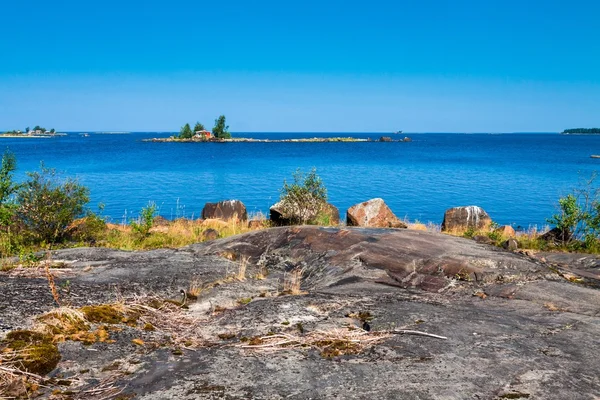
346,198 -> 406,228
201,200 -> 247,221
441,205 -> 492,232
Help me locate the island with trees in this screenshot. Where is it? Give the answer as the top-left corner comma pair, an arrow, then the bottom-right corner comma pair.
0,125 -> 63,138
561,128 -> 600,135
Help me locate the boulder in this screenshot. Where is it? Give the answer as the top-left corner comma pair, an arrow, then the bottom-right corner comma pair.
402,136 -> 412,142
346,198 -> 407,228
503,238 -> 519,250
201,200 -> 247,221
441,206 -> 492,232
379,136 -> 393,142
270,201 -> 339,226
473,235 -> 493,245
495,225 -> 516,237
540,227 -> 572,245
201,228 -> 219,241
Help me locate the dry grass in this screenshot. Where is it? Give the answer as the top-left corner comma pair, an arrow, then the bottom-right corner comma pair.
282,268 -> 305,295
237,328 -> 390,357
43,251 -> 61,307
101,217 -> 265,251
237,256 -> 249,281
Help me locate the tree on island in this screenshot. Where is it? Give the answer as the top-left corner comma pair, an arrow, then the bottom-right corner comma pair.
179,123 -> 193,139
212,115 -> 231,139
562,128 -> 600,134
25,127 -> 30,133
50,128 -> 55,134
193,122 -> 205,133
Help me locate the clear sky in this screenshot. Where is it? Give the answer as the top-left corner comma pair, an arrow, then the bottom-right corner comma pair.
1,0 -> 599,132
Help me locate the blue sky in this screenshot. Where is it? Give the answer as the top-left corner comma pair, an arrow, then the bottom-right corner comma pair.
1,0 -> 599,132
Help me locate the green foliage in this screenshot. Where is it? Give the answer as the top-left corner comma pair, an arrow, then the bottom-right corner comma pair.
16,164 -> 90,244
0,149 -> 18,226
193,122 -> 205,132
279,168 -> 328,225
130,202 -> 157,237
546,173 -> 600,250
212,115 -> 231,139
179,123 -> 193,139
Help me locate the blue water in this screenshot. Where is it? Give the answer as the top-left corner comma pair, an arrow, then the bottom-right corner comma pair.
2,132 -> 599,228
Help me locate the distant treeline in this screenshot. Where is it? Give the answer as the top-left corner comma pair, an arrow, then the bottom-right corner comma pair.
562,128 -> 600,134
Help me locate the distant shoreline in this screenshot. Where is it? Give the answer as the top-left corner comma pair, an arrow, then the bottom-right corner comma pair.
143,136 -> 416,143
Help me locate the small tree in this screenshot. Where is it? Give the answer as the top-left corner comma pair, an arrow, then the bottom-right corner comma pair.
193,122 -> 205,133
16,164 -> 90,244
279,168 -> 327,225
130,201 -> 157,237
0,150 -> 18,227
50,128 -> 55,134
179,123 -> 193,139
212,115 -> 231,139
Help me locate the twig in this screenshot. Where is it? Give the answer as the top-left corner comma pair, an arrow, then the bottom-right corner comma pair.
389,329 -> 448,340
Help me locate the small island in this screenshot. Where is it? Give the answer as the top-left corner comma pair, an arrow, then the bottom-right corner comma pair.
561,128 -> 600,134
144,115 -> 411,143
0,125 -> 65,138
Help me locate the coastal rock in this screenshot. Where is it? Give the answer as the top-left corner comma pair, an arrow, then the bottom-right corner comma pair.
379,136 -> 393,142
495,225 -> 516,237
201,200 -> 247,221
402,136 -> 412,142
441,206 -> 492,232
473,235 -> 493,245
540,227 -> 572,245
2,227 -> 600,399
269,201 -> 339,226
503,238 -> 519,250
201,228 -> 219,241
346,198 -> 406,228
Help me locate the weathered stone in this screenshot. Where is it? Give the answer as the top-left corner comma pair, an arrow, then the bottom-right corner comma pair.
201,200 -> 247,221
346,198 -> 406,228
2,227 -> 600,399
441,206 -> 492,232
503,238 -> 519,250
402,136 -> 412,142
473,235 -> 493,245
495,225 -> 516,237
201,228 -> 219,241
379,136 -> 393,142
269,201 -> 339,226
247,219 -> 266,229
540,227 -> 572,245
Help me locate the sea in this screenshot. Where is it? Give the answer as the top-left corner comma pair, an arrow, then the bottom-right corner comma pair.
2,132 -> 599,229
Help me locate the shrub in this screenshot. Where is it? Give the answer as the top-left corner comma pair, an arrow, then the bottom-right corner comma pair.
0,149 -> 18,227
130,202 -> 157,237
16,164 -> 90,244
279,168 -> 328,225
546,173 -> 600,251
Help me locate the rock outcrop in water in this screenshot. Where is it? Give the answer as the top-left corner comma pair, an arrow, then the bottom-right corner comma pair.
441,205 -> 492,232
1,226 -> 599,399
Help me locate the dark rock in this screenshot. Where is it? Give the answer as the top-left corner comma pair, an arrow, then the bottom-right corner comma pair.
201,200 -> 247,221
346,198 -> 407,228
441,206 -> 492,232
540,227 -> 572,245
503,238 -> 519,250
201,228 -> 219,241
473,235 -> 493,245
379,136 -> 393,142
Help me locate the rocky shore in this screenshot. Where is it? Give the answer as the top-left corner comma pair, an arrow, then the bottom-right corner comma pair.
1,225 -> 599,399
143,136 -> 413,143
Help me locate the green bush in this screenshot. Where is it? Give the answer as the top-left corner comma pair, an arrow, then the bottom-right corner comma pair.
130,202 -> 157,237
16,164 -> 90,244
279,168 -> 328,225
547,173 -> 600,251
0,149 -> 18,227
